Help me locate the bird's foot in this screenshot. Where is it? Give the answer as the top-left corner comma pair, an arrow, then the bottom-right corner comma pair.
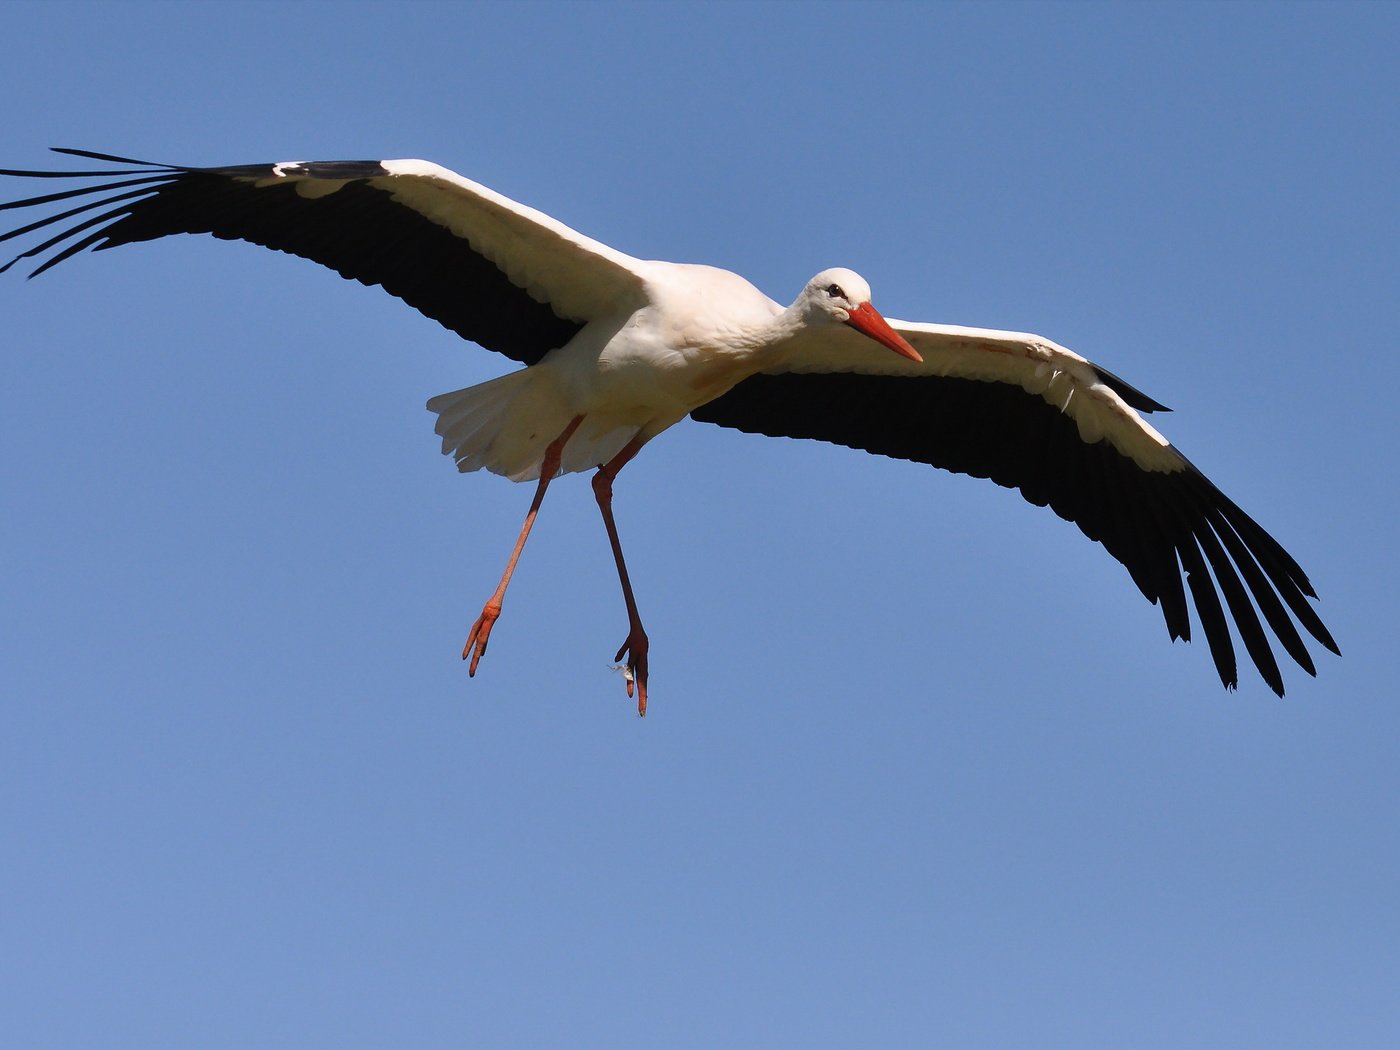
614,628 -> 649,717
462,601 -> 502,676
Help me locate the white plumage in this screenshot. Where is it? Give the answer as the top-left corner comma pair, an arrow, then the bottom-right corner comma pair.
0,149 -> 1338,713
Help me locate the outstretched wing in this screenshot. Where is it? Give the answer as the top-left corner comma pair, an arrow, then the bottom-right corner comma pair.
691,319 -> 1337,696
0,148 -> 651,365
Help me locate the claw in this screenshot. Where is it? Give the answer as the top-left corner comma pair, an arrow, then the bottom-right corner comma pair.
463,601 -> 501,676
614,629 -> 649,716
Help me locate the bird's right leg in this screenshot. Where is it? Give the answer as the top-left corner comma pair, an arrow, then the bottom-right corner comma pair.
591,434 -> 650,715
462,415 -> 583,675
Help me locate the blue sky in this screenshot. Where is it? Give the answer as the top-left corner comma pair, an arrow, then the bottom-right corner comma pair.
2,1 -> 1396,1046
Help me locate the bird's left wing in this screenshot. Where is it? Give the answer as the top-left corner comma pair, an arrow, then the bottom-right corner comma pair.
1,148 -> 651,365
690,319 -> 1337,696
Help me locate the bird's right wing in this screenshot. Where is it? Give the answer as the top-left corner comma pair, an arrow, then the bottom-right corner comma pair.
1,148 -> 653,365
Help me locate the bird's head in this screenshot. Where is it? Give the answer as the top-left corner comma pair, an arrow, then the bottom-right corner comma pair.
796,268 -> 923,363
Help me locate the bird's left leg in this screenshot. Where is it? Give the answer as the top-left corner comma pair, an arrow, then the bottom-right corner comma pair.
463,415 -> 583,676
591,433 -> 650,716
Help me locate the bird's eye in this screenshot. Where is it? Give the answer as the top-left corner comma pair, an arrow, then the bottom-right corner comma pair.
825,284 -> 845,299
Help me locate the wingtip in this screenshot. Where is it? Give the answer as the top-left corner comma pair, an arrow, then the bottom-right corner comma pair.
48,146 -> 181,171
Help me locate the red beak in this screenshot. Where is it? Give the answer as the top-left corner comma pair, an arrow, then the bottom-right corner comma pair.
843,301 -> 923,363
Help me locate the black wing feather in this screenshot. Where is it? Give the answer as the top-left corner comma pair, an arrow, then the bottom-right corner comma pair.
691,370 -> 1337,695
0,151 -> 582,365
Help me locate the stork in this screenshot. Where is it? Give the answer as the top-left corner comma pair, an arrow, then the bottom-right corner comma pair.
0,149 -> 1338,714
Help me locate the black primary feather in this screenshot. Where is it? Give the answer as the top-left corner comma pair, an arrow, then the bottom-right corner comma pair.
1,149 -> 581,365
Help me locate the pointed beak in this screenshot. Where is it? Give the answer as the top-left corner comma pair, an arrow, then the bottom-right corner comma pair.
843,301 -> 923,363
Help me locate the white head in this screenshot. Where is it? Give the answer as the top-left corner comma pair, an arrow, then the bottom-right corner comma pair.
794,267 -> 922,362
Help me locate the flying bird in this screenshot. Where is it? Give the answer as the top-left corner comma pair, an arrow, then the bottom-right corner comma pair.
1,148 -> 1337,714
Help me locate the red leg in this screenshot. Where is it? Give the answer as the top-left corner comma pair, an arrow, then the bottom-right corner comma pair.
591,434 -> 650,716
463,415 -> 583,676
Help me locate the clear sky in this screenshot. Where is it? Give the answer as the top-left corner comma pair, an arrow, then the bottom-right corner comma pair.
2,2 -> 1396,1046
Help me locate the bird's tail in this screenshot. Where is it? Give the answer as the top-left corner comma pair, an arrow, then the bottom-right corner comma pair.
428,370 -> 554,481
429,368 -> 645,483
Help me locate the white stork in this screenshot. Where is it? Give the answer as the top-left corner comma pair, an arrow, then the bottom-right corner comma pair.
1,148 -> 1337,714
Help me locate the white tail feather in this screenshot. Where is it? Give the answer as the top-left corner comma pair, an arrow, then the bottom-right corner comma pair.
427,370 -> 639,482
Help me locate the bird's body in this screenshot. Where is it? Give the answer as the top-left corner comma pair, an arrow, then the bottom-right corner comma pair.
432,261 -> 790,482
0,149 -> 1338,712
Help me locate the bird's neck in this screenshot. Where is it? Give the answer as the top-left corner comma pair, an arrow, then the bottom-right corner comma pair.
738,302 -> 811,362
